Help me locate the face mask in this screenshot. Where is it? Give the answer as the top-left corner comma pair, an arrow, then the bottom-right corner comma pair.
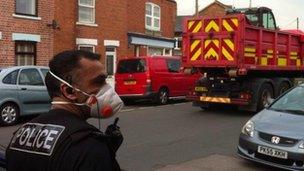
49,71 -> 124,119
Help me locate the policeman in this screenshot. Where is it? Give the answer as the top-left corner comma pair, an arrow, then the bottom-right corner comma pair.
6,50 -> 124,171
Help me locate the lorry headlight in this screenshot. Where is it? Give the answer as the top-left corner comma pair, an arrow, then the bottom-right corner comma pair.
241,120 -> 255,137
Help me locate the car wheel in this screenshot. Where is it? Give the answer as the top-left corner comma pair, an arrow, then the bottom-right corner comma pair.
257,84 -> 274,111
157,88 -> 169,105
0,103 -> 20,126
278,82 -> 290,95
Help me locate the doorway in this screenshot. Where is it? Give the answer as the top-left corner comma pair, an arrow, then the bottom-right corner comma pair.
105,47 -> 117,88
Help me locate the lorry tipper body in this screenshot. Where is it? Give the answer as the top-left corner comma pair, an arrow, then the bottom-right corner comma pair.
182,7 -> 304,111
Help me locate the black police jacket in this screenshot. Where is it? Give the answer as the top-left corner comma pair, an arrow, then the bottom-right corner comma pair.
6,109 -> 121,171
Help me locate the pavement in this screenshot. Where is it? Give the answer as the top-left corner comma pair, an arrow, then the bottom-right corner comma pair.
0,100 -> 282,171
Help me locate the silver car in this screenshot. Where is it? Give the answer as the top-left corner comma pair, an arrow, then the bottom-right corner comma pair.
238,84 -> 304,170
0,66 -> 51,126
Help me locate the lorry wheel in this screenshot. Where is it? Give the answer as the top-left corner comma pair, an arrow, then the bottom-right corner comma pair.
123,99 -> 135,106
156,88 -> 169,105
257,84 -> 274,111
278,82 -> 290,95
0,103 -> 20,126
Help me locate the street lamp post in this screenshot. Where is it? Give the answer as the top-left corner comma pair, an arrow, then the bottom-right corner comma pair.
195,0 -> 199,16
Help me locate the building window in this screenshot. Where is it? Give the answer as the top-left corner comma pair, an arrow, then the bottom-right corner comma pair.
148,47 -> 172,56
78,45 -> 95,52
78,0 -> 95,23
15,0 -> 37,16
166,59 -> 181,73
145,3 -> 161,31
15,41 -> 36,66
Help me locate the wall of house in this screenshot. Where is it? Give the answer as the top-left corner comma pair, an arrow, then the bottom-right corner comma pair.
0,0 -> 54,66
127,0 -> 177,57
0,0 -> 176,67
198,3 -> 227,17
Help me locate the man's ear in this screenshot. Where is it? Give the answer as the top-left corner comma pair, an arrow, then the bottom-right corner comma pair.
60,84 -> 77,101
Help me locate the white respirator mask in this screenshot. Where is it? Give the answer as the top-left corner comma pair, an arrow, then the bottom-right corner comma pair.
49,71 -> 124,119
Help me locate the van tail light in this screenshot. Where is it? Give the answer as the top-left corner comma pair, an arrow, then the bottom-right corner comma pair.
146,71 -> 151,84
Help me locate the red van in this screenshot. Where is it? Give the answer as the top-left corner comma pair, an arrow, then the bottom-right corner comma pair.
115,56 -> 200,104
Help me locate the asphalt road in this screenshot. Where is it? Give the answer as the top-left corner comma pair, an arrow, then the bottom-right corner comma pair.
0,101 -> 280,171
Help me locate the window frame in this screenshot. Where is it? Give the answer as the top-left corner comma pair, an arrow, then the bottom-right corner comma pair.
78,0 -> 96,24
15,41 -> 37,66
18,68 -> 45,86
145,2 -> 161,31
77,44 -> 95,52
2,69 -> 19,85
15,0 -> 38,17
166,59 -> 181,73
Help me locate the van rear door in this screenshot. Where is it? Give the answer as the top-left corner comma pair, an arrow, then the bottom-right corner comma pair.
115,59 -> 148,95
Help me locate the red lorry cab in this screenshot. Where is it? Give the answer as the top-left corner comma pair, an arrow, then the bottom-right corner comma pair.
115,56 -> 200,104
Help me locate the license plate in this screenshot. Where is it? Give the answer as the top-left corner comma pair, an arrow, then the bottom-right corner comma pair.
124,81 -> 136,85
257,146 -> 288,159
195,86 -> 208,92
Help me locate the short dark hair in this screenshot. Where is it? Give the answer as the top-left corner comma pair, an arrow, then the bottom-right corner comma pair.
45,50 -> 100,99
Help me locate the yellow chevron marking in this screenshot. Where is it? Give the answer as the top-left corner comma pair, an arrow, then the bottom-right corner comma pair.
267,55 -> 273,58
205,48 -> 219,60
290,56 -> 298,60
205,20 -> 219,32
223,19 -> 233,32
278,58 -> 287,66
231,18 -> 239,27
205,40 -> 211,48
192,21 -> 202,33
200,97 -> 231,103
223,39 -> 234,51
261,57 -> 268,66
291,52 -> 298,56
222,47 -> 234,61
297,59 -> 301,66
205,39 -> 219,48
267,50 -> 273,54
245,47 -> 256,52
244,53 -> 256,57
191,40 -> 200,52
188,21 -> 195,30
190,48 -> 202,61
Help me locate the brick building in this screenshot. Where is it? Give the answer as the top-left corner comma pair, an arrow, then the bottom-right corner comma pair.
174,0 -> 232,55
0,0 -> 177,85
0,0 -> 54,66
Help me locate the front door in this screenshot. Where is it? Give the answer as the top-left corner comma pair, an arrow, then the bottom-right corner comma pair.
105,47 -> 117,88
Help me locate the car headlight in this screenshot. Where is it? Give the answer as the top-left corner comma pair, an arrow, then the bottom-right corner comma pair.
241,120 -> 255,137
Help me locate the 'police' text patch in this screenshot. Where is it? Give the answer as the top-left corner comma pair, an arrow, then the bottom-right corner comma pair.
10,123 -> 65,156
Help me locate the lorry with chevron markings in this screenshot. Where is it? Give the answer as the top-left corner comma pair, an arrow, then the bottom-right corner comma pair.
183,7 -> 304,111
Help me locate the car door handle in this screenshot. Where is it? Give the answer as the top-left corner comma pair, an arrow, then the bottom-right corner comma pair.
21,88 -> 27,90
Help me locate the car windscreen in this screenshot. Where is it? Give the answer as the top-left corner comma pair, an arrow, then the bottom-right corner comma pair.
269,85 -> 304,114
117,59 -> 146,74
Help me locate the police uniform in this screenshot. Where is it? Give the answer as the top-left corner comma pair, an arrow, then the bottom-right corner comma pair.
6,109 -> 121,171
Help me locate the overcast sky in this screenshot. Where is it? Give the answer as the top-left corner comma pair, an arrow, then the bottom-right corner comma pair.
175,0 -> 304,30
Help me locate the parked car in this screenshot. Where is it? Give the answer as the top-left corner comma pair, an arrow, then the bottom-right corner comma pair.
237,84 -> 304,170
115,56 -> 201,105
0,66 -> 51,126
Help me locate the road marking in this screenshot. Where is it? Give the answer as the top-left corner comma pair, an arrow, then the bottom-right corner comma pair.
120,109 -> 135,113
